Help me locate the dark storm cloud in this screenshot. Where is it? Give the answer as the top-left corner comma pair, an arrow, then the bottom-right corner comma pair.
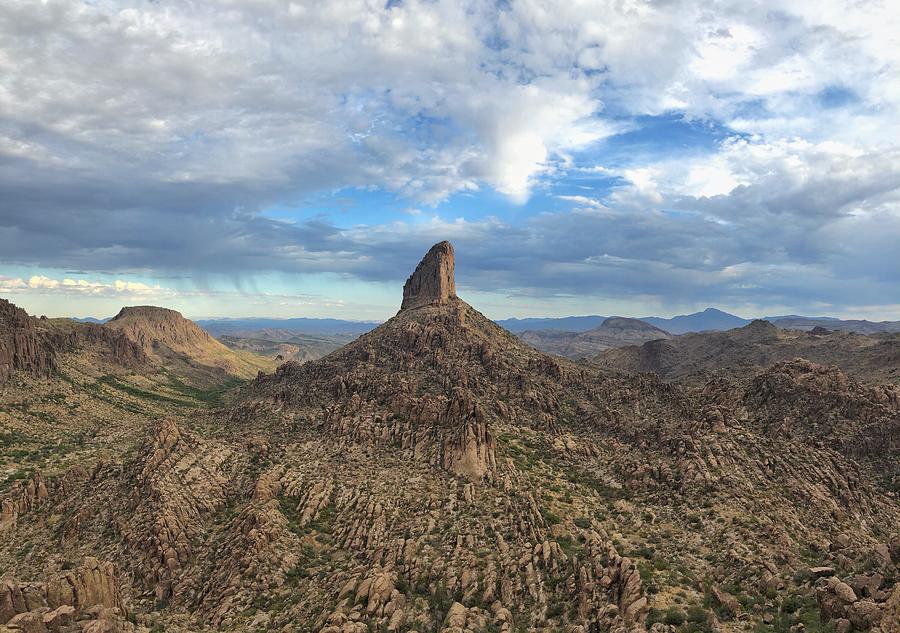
2,134 -> 900,312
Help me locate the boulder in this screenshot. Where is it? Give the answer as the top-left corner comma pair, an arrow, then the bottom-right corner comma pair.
847,600 -> 882,629
882,585 -> 900,633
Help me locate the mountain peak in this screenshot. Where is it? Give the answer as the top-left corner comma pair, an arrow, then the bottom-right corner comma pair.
111,305 -> 182,321
107,305 -> 213,356
105,304 -> 266,380
400,241 -> 456,311
598,316 -> 668,334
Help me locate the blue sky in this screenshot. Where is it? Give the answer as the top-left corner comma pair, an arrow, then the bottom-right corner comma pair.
1,0 -> 899,321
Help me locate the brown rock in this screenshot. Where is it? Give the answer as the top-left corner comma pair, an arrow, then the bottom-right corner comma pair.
444,602 -> 467,628
5,611 -> 47,633
848,573 -> 883,598
890,535 -> 900,565
400,241 -> 456,311
847,600 -> 882,629
872,543 -> 894,569
711,585 -> 740,617
883,585 -> 900,633
41,605 -> 74,632
46,558 -> 121,613
442,400 -> 496,482
831,534 -> 851,550
1,580 -> 27,624
833,579 -> 858,604
0,298 -> 57,385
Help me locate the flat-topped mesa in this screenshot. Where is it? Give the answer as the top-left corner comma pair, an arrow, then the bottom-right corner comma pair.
400,241 -> 457,311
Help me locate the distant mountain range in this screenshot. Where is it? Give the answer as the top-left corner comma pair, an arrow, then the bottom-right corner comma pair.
501,308 -> 900,335
196,317 -> 380,336
496,309 -> 750,334
494,315 -> 607,332
517,316 -> 672,359
72,308 -> 900,337
595,318 -> 900,385
73,316 -> 111,324
761,316 -> 900,335
639,307 -> 750,334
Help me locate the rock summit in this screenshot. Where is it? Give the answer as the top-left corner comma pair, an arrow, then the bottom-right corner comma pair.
400,240 -> 456,311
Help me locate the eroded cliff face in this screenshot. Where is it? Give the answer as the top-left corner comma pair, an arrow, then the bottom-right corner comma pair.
0,299 -> 57,384
0,557 -> 129,631
400,241 -> 456,311
0,298 -> 148,386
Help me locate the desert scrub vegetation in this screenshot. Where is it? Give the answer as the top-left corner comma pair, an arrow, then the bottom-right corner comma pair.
164,371 -> 245,407
748,593 -> 836,633
95,374 -> 195,407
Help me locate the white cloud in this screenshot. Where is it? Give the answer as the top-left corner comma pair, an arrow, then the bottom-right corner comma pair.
1,275 -> 173,298
28,276 -> 60,290
0,277 -> 26,291
6,0 -> 893,207
2,0 -> 900,318
1,0 -> 898,209
0,0 -> 618,204
557,195 -> 607,209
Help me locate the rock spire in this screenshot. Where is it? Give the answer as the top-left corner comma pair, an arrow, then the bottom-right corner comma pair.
400,240 -> 456,310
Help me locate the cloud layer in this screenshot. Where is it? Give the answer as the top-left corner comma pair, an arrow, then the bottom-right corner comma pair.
1,0 -> 899,317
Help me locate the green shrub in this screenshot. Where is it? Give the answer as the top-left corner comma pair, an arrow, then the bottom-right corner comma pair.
546,602 -> 565,619
664,608 -> 686,626
541,507 -> 562,525
686,605 -> 708,623
781,594 -> 803,614
574,516 -> 592,529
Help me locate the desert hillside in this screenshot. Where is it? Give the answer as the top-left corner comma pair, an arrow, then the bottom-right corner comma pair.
217,332 -> 354,365
519,316 -> 672,358
105,305 -> 275,383
595,319 -> 900,386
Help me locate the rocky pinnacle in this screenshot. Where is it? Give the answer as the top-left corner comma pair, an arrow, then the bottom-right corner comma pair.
400,240 -> 456,311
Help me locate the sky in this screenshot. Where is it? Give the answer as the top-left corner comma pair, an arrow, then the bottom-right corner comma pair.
1,0 -> 899,321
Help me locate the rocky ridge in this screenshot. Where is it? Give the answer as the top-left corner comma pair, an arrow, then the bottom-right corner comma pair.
519,317 -> 672,359
1,298 -> 147,386
0,298 -> 58,385
0,557 -> 130,633
596,319 -> 900,385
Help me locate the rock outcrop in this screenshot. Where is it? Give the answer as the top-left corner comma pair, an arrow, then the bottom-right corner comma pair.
71,323 -> 147,368
596,318 -> 900,385
0,558 -> 124,628
400,241 -> 456,311
0,472 -> 49,531
0,298 -> 148,386
0,298 -> 57,384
